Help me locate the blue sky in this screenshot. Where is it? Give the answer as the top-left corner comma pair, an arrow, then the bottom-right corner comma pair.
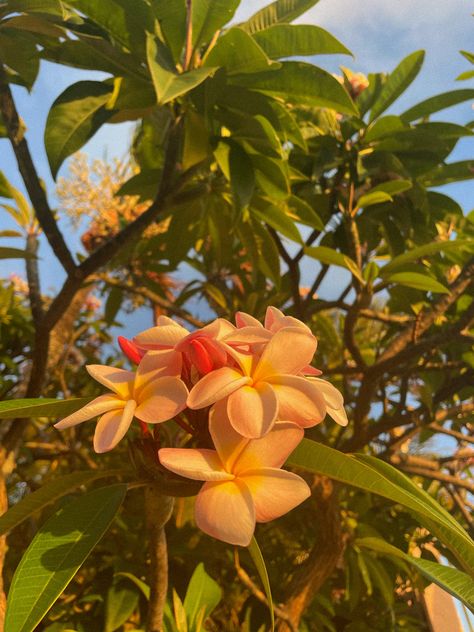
1,0 -> 473,308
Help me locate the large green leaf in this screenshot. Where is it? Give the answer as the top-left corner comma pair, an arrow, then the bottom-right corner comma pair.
0,397 -> 91,419
252,203 -> 302,244
147,34 -> 215,104
253,24 -> 351,59
3,0 -> 63,16
183,563 -> 222,629
357,537 -> 474,612
0,470 -> 127,536
44,81 -> 113,178
369,50 -> 425,121
401,89 -> 474,122
287,439 -> 474,575
233,61 -> 357,116
204,27 -> 277,74
384,271 -> 449,294
248,537 -> 274,631
191,0 -> 240,48
151,0 -> 186,63
241,0 -> 321,34
5,485 -> 127,632
305,246 -> 364,283
420,160 -> 474,186
380,239 -> 474,276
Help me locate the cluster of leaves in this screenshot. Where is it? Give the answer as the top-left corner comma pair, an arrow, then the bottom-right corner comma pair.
0,0 -> 474,630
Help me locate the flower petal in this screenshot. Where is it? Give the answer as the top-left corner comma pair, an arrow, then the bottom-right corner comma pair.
240,467 -> 310,522
158,448 -> 233,481
195,480 -> 255,546
134,322 -> 188,349
134,350 -> 182,396
233,421 -> 304,474
187,367 -> 251,409
54,394 -> 123,429
309,377 -> 344,409
200,317 -> 236,339
93,399 -> 136,453
223,326 -> 272,347
86,365 -> 134,398
265,306 -> 313,335
235,311 -> 262,328
328,406 -> 349,427
209,400 -> 249,471
227,383 -> 278,438
135,376 -> 188,423
266,375 -> 326,427
253,327 -> 317,381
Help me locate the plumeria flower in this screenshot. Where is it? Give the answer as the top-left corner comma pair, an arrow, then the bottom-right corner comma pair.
159,402 -> 310,546
187,327 -> 326,438
55,351 -> 188,452
134,316 -> 233,376
309,377 -> 348,427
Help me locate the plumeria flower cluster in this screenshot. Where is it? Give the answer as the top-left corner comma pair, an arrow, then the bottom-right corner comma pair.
56,307 -> 347,546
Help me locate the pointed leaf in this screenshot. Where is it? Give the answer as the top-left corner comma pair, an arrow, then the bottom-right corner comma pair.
248,537 -> 274,631
45,81 -> 113,178
380,240 -> 474,276
0,397 -> 92,419
204,27 -> 278,74
385,272 -> 449,294
0,247 -> 35,260
401,89 -> 474,123
305,246 -> 364,283
357,537 -> 474,612
5,485 -> 127,632
370,51 -> 425,121
232,61 -> 357,116
0,470 -> 127,536
192,0 -> 240,48
420,160 -> 474,187
183,563 -> 222,628
105,581 -> 139,632
241,0 -> 321,34
253,24 -> 351,59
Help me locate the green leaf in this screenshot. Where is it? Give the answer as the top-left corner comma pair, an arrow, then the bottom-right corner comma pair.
400,89 -> 474,122
3,0 -> 64,16
305,246 -> 364,283
457,69 -> 474,81
363,115 -> 407,143
105,581 -> 139,632
114,572 -> 150,600
104,287 -> 123,325
227,143 -> 255,207
183,110 -> 211,170
368,179 -> 413,196
173,589 -> 188,632
370,51 -> 425,121
287,439 -> 474,575
0,397 -> 92,419
204,27 -> 277,74
286,195 -> 325,230
248,537 -> 274,631
357,191 -> 393,208
146,34 -> 216,105
357,537 -> 474,612
252,24 -> 351,59
44,81 -> 113,178
191,0 -> 239,48
0,247 -> 34,259
183,563 -> 222,629
420,160 -> 474,187
380,239 -> 474,276
242,0 -> 321,34
5,485 -> 127,632
233,61 -> 357,116
0,470 -> 127,536
384,272 -> 449,294
252,155 -> 289,199
252,203 -> 302,244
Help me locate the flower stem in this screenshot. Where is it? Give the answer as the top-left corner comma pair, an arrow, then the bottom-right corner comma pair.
145,485 -> 174,632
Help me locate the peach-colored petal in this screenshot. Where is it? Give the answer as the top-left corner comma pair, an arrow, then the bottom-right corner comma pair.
54,394 -> 123,429
222,326 -> 272,347
156,315 -> 177,326
135,376 -> 188,423
93,399 -> 136,453
235,311 -> 262,328
187,367 -> 251,409
301,365 -> 323,376
240,467 -> 310,522
158,448 -> 234,481
134,350 -> 182,396
233,422 -> 304,474
253,327 -> 317,381
209,400 -> 249,470
195,479 -> 255,546
200,317 -> 236,339
310,377 -> 344,409
227,383 -> 278,438
86,365 -> 134,398
134,322 -> 188,349
266,375 -> 326,427
264,306 -> 285,330
327,406 -> 349,427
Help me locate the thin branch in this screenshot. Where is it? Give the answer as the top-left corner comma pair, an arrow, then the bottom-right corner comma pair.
0,65 -> 77,275
25,230 -> 43,325
267,226 -> 304,319
395,464 -> 474,494
427,423 -> 474,445
183,0 -> 193,70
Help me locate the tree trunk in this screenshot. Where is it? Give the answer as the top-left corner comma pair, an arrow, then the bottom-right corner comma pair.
277,477 -> 344,632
